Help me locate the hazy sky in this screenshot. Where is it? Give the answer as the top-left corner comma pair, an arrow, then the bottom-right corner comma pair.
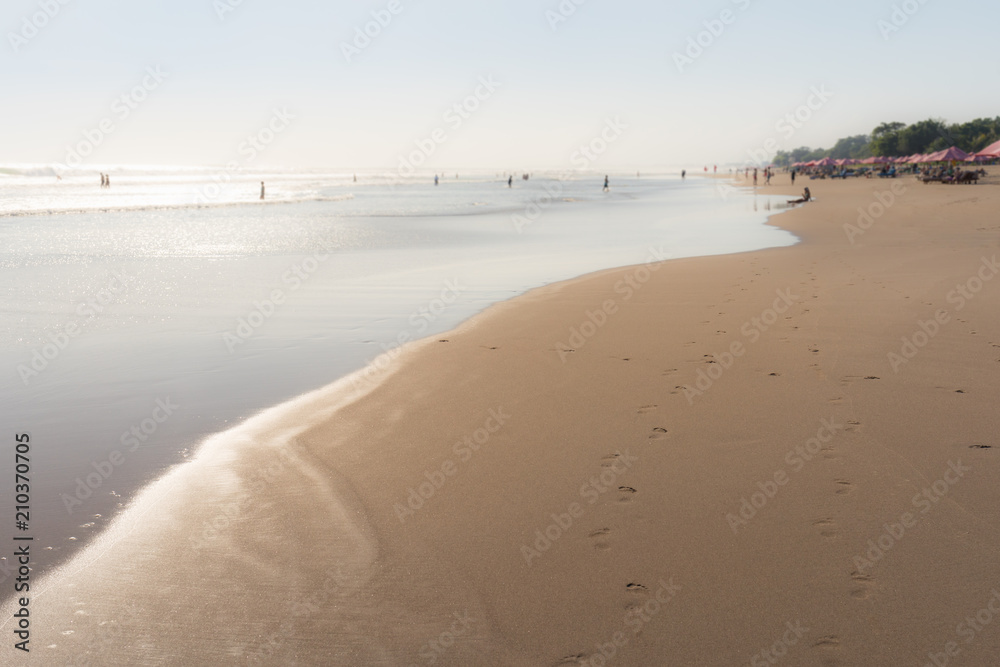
2,0 -> 997,169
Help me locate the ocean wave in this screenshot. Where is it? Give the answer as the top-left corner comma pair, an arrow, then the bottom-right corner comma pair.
0,194 -> 356,218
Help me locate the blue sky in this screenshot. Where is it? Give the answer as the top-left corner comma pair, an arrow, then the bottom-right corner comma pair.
2,0 -> 996,169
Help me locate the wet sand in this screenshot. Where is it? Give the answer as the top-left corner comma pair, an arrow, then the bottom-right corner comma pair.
8,168 -> 1000,665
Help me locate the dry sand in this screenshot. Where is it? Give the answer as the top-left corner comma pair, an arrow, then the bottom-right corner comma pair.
11,169 -> 1000,666
299,169 -> 1000,666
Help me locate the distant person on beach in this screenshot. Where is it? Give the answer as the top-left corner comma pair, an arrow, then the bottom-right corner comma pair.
508,175 -> 513,188
603,175 -> 609,192
714,165 -> 717,174
753,169 -> 758,186
766,168 -> 772,185
791,170 -> 796,185
434,175 -> 439,186
260,182 -> 265,200
105,174 -> 110,188
681,170 -> 686,179
788,187 -> 811,204
100,174 -> 104,188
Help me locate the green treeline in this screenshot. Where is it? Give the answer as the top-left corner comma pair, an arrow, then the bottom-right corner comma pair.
773,117 -> 1000,167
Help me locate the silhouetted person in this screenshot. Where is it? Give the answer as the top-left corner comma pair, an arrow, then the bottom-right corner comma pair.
260,181 -> 265,200
789,187 -> 811,204
508,176 -> 513,188
603,175 -> 609,192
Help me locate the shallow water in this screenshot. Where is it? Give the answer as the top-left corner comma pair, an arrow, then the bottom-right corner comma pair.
0,168 -> 795,661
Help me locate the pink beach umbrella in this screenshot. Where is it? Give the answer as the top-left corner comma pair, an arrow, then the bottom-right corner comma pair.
975,139 -> 1000,158
932,146 -> 970,162
814,157 -> 836,167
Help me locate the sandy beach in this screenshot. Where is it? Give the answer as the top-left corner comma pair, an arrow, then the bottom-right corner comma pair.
11,168 -> 998,665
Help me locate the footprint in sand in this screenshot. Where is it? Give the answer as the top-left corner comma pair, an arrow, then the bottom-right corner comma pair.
589,528 -> 612,551
845,420 -> 861,432
625,582 -> 648,593
553,654 -> 589,666
601,454 -> 622,468
812,518 -> 838,540
813,635 -> 842,665
662,368 -> 678,376
834,480 -> 854,495
637,405 -> 658,415
850,571 -> 874,600
618,487 -> 638,503
649,427 -> 668,441
969,444 -> 993,450
828,396 -> 844,405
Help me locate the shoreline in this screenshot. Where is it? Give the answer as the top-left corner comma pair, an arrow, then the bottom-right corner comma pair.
2,174 -> 796,600
10,169 -> 1000,664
